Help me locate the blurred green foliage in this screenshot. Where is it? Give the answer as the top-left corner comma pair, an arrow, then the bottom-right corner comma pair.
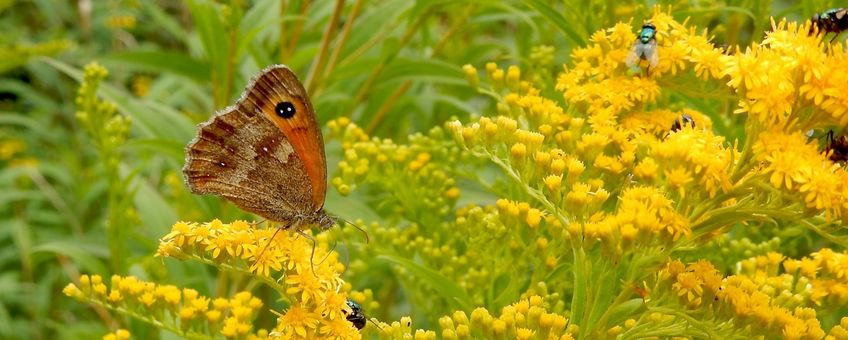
0,0 -> 844,338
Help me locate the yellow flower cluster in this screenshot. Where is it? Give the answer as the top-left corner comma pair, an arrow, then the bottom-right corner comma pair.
327,117 -> 466,225
156,220 -> 360,339
105,15 -> 137,29
443,9 -> 848,338
0,138 -> 25,161
637,126 -> 735,200
101,329 -> 130,340
752,128 -> 848,221
654,250 -> 848,339
573,186 -> 690,254
367,295 -> 574,340
728,19 -> 847,126
554,10 -> 725,120
64,274 -> 265,338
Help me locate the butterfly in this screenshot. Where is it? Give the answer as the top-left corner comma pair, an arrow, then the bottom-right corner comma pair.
183,65 -> 335,232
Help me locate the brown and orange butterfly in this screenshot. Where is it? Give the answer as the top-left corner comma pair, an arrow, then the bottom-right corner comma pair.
183,65 -> 334,232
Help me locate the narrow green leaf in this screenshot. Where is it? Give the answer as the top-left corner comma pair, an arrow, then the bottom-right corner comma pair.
102,51 -> 211,82
33,239 -> 109,275
378,255 -> 473,311
489,272 -> 520,311
524,0 -> 585,46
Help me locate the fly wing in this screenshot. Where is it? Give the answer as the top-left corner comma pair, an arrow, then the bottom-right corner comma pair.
625,41 -> 640,68
647,39 -> 660,68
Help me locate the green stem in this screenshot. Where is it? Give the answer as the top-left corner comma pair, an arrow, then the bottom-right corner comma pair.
321,0 -> 362,82
81,297 -> 213,340
481,150 -> 571,226
343,12 -> 427,118
188,254 -> 291,301
304,0 -> 344,94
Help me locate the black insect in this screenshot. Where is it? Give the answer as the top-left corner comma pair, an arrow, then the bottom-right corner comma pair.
825,130 -> 848,164
344,299 -> 367,330
670,114 -> 695,132
810,8 -> 848,42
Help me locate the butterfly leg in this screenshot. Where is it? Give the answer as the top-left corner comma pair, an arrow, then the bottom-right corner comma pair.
294,230 -> 321,277
255,223 -> 287,262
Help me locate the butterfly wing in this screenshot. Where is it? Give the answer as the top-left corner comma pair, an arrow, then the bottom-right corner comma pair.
183,65 -> 327,222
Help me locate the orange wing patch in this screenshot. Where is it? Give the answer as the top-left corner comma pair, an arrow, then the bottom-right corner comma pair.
243,66 -> 327,211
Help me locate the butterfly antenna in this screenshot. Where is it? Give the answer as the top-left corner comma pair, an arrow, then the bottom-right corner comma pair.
296,230 -> 319,278
338,217 -> 369,244
316,239 -> 337,266
256,225 -> 283,262
249,219 -> 267,227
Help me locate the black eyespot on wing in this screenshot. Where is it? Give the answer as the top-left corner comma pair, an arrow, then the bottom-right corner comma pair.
275,101 -> 296,119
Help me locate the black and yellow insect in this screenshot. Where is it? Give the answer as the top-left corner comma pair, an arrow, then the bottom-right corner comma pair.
810,8 -> 848,42
344,299 -> 366,330
670,114 -> 695,132
825,130 -> 848,164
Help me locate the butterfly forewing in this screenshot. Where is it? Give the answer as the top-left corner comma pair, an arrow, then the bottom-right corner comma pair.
245,67 -> 327,210
183,65 -> 327,223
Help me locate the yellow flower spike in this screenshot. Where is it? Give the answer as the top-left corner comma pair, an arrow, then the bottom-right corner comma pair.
491,319 -> 507,337
141,291 -> 161,306
179,307 -> 196,326
90,275 -> 103,286
462,64 -> 479,88
63,283 -> 84,300
504,93 -> 520,109
415,329 -> 437,339
491,69 -> 505,90
524,208 -> 542,228
664,166 -> 693,198
493,116 -> 517,136
444,187 -> 460,199
496,102 -> 511,116
452,310 -> 469,326
221,317 -> 240,337
543,174 -> 562,193
93,283 -> 108,296
455,324 -> 470,339
545,256 -> 557,269
482,120 -> 499,141
485,62 -> 498,77
515,328 -> 534,340
277,305 -> 321,338
439,316 -> 455,331
549,158 -> 566,175
506,65 -> 521,92
461,126 -> 478,147
510,143 -> 527,163
206,310 -> 222,323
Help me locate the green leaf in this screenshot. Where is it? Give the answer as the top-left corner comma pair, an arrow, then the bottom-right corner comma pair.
524,0 -> 585,46
133,176 -> 178,238
102,51 -> 210,82
33,239 -> 109,275
606,298 -> 646,326
41,58 -> 197,143
378,255 -> 473,311
378,58 -> 466,86
489,272 -> 521,311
